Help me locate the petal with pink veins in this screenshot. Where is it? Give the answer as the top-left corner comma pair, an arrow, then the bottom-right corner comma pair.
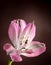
21,41 -> 46,57
3,43 -> 22,62
3,43 -> 15,54
23,23 -> 31,34
22,23 -> 32,41
20,23 -> 32,46
19,19 -> 26,31
8,20 -> 20,48
10,51 -> 22,62
28,23 -> 36,44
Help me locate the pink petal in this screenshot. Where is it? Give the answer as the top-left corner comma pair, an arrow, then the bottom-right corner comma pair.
20,23 -> 32,47
10,51 -> 22,62
8,20 -> 20,47
3,43 -> 15,53
3,43 -> 22,62
22,23 -> 32,37
28,23 -> 36,43
21,49 -> 36,57
19,19 -> 26,31
21,41 -> 46,57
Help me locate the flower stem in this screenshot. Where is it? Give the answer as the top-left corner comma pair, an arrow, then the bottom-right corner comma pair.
8,60 -> 13,65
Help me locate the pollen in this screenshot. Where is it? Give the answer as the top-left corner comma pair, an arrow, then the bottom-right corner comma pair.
25,40 -> 28,44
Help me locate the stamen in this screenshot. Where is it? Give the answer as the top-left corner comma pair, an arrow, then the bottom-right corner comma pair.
25,40 -> 28,44
17,19 -> 20,26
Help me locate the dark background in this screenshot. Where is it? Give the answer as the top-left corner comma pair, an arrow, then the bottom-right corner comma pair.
0,1 -> 51,65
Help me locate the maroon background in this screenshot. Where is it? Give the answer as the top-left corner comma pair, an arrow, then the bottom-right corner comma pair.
0,1 -> 51,65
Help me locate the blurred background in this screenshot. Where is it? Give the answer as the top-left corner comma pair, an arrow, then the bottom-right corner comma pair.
0,1 -> 51,65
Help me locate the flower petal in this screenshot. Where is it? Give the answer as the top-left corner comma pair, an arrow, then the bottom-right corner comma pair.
20,23 -> 32,46
18,19 -> 26,31
28,23 -> 36,44
8,20 -> 20,48
21,22 -> 36,48
3,43 -> 22,62
10,51 -> 22,62
3,43 -> 15,53
23,23 -> 31,34
21,41 -> 46,57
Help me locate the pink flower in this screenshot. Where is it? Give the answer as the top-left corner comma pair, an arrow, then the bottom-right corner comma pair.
3,19 -> 46,62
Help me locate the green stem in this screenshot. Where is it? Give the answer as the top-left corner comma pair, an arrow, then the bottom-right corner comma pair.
8,60 -> 13,65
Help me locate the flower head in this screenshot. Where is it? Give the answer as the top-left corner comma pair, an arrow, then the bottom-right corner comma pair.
3,19 -> 46,62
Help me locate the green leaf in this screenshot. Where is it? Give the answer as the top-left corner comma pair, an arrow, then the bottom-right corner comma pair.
8,60 -> 13,65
